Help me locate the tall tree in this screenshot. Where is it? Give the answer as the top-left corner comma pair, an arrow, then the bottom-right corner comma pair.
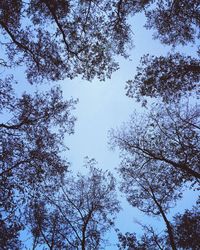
109,102 -> 200,181
1,85 -> 76,181
125,0 -> 200,103
0,84 -> 77,247
126,53 -> 200,104
117,205 -> 200,250
118,162 -> 181,250
144,0 -> 200,47
110,100 -> 199,248
172,205 -> 200,249
117,229 -> 166,250
0,0 -> 133,83
1,0 -> 199,85
26,160 -> 120,249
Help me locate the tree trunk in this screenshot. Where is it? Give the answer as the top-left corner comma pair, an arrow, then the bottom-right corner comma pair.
151,190 -> 177,250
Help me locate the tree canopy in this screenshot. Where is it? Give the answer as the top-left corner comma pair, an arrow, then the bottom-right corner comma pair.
0,0 -> 134,83
1,0 -> 199,84
126,53 -> 200,104
0,0 -> 200,248
117,205 -> 200,250
126,0 -> 200,103
0,85 -> 76,248
26,160 -> 120,249
110,101 -> 199,249
110,102 -> 200,181
172,205 -> 200,249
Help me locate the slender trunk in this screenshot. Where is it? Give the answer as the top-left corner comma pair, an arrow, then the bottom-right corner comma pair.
81,221 -> 86,250
81,210 -> 93,250
151,191 -> 177,250
32,236 -> 37,250
81,234 -> 85,250
159,207 -> 177,250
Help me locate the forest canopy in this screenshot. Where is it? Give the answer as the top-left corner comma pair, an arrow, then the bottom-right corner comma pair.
0,0 -> 199,249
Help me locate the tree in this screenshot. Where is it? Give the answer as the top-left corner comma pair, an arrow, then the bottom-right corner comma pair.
0,84 -> 77,247
109,102 -> 200,181
144,0 -> 200,47
117,230 -> 166,250
1,85 -> 76,182
118,161 -> 182,250
117,205 -> 200,250
0,0 -> 134,83
1,1 -> 199,85
116,0 -> 200,47
172,205 -> 200,249
0,216 -> 22,250
109,101 -> 200,248
124,0 -> 200,103
26,160 -> 120,249
126,53 -> 200,104
117,206 -> 200,250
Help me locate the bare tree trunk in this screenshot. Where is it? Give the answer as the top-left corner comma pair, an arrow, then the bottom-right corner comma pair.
151,191 -> 177,250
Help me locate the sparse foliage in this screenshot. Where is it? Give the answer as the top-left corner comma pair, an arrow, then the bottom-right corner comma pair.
110,101 -> 199,249
110,102 -> 200,181
27,160 -> 120,249
117,206 -> 200,250
117,230 -> 166,250
118,162 -> 180,249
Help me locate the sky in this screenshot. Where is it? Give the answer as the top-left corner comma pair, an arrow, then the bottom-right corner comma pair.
59,13 -> 198,248
62,13 -> 166,169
